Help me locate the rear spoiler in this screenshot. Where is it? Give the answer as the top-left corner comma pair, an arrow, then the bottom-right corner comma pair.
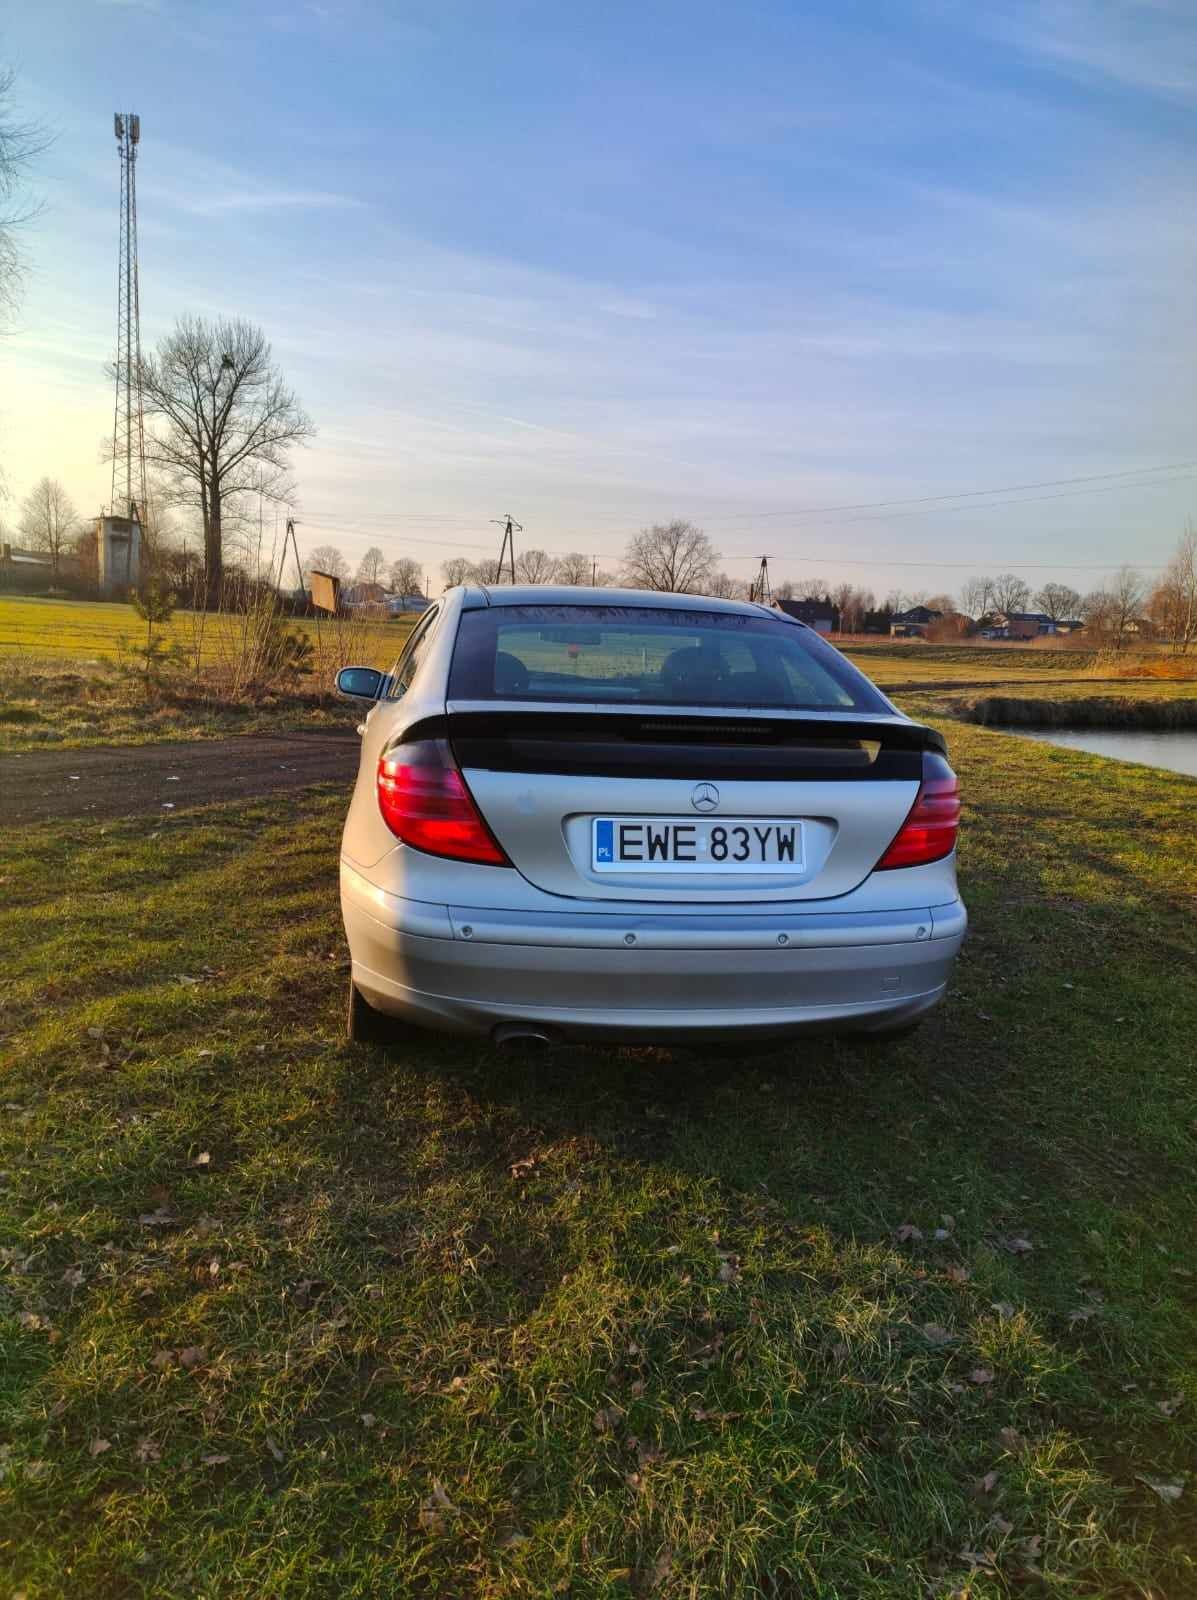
398,710 -> 946,782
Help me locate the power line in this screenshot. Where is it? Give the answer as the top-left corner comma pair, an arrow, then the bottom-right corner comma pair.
293,515 -> 1169,571
298,458 -> 1197,528
699,460 -> 1197,522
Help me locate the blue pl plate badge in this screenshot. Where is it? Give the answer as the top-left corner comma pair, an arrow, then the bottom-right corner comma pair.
595,819 -> 614,863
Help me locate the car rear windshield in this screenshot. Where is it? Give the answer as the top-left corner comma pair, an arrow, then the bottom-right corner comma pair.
447,604 -> 890,712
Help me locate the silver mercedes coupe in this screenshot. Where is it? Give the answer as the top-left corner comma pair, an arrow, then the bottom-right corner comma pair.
336,586 -> 965,1047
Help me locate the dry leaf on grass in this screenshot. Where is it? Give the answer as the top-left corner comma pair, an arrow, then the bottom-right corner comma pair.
135,1436 -> 161,1464
265,1434 -> 285,1463
419,1480 -> 458,1533
592,1405 -> 623,1434
89,1438 -> 111,1457
1157,1395 -> 1184,1418
200,1453 -> 230,1467
895,1223 -> 923,1243
150,1349 -> 175,1371
969,1367 -> 995,1385
975,1470 -> 999,1495
191,1151 -> 212,1168
17,1311 -> 47,1332
1001,1236 -> 1034,1255
945,1265 -> 971,1284
717,1252 -> 741,1284
641,1548 -> 673,1590
922,1323 -> 957,1346
998,1427 -> 1028,1456
496,1530 -> 528,1550
1137,1475 -> 1184,1503
61,1267 -> 85,1289
991,1301 -> 1016,1321
177,1346 -> 206,1370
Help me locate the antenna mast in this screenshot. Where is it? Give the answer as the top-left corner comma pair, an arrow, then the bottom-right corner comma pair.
110,112 -> 148,526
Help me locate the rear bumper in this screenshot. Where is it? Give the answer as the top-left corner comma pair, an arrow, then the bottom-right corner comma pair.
341,860 -> 966,1043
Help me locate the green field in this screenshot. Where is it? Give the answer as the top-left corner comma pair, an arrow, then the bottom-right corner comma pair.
1,722 -> 1195,1597
0,596 -> 1112,685
0,595 -> 411,672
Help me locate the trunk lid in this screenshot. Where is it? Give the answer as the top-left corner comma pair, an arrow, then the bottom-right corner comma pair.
407,708 -> 938,904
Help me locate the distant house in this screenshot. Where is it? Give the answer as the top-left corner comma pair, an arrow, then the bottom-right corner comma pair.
342,581 -> 389,609
1055,619 -> 1085,635
1,543 -> 52,569
983,611 -> 1058,640
889,605 -> 943,638
387,592 -> 432,616
770,597 -> 838,635
0,542 -> 85,590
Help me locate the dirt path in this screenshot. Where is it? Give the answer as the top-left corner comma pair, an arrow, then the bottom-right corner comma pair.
1,733 -> 360,825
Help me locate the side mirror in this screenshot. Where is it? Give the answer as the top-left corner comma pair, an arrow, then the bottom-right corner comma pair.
336,665 -> 385,701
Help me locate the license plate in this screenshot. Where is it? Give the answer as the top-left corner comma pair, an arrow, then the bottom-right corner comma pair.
592,816 -> 805,874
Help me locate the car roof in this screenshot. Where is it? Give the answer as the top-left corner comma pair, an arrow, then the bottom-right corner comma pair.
462,583 -> 784,619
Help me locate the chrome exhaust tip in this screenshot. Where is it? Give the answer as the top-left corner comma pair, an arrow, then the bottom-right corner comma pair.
492,1023 -> 555,1052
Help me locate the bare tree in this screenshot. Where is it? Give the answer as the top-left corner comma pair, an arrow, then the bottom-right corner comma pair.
355,546 -> 387,587
0,68 -> 47,328
1107,565 -> 1146,645
793,577 -> 829,600
1084,566 -> 1145,649
705,571 -> 748,600
831,581 -> 866,633
389,556 -> 424,596
139,315 -> 314,608
1148,525 -> 1197,652
925,593 -> 955,615
1033,581 -> 1082,621
555,551 -> 593,586
303,544 -> 348,585
959,576 -> 993,619
516,548 -> 557,584
990,573 -> 1030,614
18,477 -> 77,575
440,556 -> 474,589
623,520 -> 716,593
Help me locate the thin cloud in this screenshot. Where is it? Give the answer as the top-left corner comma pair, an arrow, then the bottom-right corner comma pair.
167,187 -> 367,217
975,0 -> 1197,98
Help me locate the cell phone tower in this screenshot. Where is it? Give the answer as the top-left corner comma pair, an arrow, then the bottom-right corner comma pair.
110,112 -> 147,524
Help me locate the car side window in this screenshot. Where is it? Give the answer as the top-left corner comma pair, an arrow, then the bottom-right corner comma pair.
387,606 -> 441,698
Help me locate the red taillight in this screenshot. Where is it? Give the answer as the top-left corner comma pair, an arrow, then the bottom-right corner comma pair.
377,739 -> 510,866
875,753 -> 960,870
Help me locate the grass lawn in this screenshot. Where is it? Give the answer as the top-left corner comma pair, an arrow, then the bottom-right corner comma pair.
0,595 -> 412,672
1,723 -> 1195,1597
0,665 -> 360,752
840,642 -> 1107,685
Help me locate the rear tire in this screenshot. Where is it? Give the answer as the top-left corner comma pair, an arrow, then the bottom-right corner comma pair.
346,976 -> 395,1045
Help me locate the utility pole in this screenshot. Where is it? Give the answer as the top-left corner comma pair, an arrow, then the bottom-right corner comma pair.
489,514 -> 522,584
592,555 -> 597,586
750,555 -> 773,605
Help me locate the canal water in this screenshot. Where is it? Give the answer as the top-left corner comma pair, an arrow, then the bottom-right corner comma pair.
998,727 -> 1197,779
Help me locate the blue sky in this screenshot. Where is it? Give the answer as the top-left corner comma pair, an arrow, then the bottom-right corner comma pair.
2,0 -> 1195,597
